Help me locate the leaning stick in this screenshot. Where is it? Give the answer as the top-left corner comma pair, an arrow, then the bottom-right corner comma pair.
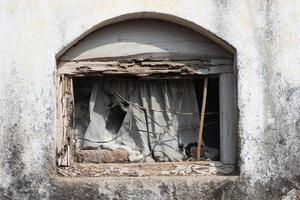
196,77 -> 208,160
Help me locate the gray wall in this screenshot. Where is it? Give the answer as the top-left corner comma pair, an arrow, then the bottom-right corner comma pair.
0,1 -> 300,199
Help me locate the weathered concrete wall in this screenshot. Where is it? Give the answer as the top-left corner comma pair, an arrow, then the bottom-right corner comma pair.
0,0 -> 299,199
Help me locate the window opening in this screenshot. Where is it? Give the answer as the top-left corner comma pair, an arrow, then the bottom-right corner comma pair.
73,76 -> 220,164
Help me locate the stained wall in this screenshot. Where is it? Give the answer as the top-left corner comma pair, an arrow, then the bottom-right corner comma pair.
0,1 -> 300,199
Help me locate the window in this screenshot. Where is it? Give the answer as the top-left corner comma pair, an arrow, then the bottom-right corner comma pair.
56,19 -> 237,176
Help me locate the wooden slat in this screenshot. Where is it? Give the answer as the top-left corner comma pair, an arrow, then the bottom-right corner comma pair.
219,73 -> 237,164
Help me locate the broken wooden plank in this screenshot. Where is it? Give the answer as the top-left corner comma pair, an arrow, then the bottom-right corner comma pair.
57,75 -> 74,167
57,60 -> 233,76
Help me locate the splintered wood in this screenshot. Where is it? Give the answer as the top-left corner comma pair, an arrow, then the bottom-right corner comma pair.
57,161 -> 235,177
57,75 -> 74,166
57,59 -> 233,77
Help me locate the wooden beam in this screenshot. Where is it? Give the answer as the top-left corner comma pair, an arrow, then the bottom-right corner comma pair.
57,60 -> 233,76
196,77 -> 208,160
219,73 -> 237,164
57,75 -> 74,167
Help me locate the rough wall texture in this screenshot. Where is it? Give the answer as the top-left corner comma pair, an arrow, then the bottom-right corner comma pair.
0,0 -> 300,199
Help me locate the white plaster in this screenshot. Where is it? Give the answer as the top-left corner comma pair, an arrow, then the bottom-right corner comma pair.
0,0 -> 299,198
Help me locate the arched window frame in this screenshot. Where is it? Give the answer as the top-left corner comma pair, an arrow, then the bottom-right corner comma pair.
56,18 -> 237,176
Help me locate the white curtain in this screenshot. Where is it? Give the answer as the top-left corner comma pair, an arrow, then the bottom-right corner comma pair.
83,78 -> 199,162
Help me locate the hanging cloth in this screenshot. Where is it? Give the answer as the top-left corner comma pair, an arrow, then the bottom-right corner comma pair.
83,78 -> 199,162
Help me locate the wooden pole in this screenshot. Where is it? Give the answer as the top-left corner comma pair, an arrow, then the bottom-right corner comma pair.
196,77 -> 208,160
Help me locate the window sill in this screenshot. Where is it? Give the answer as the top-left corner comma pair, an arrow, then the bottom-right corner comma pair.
57,161 -> 236,177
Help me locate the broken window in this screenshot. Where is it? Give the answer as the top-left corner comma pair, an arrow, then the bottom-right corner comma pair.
56,19 -> 237,176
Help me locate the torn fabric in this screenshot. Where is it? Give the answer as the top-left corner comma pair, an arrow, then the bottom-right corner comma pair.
83,78 -> 200,162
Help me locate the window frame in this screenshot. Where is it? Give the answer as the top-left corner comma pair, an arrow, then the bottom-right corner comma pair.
56,59 -> 237,176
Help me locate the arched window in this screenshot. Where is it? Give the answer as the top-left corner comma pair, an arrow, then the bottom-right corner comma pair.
56,19 -> 236,176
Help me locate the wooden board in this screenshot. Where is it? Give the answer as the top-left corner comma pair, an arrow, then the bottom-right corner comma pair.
59,19 -> 232,61
219,73 -> 237,164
